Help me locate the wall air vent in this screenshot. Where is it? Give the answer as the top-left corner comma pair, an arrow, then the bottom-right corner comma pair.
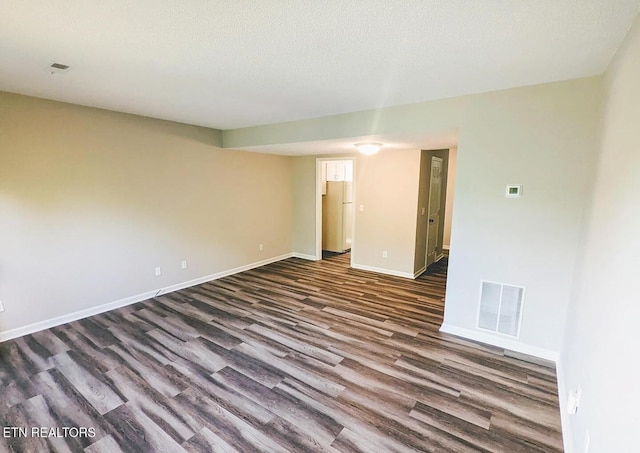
50,63 -> 70,74
477,281 -> 525,337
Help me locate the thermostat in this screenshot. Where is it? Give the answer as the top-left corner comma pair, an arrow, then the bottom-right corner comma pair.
506,185 -> 522,198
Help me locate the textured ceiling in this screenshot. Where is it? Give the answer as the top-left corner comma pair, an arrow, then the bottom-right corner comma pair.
1,1 -> 639,130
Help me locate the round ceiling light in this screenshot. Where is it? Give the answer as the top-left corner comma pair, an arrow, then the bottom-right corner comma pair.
355,143 -> 382,155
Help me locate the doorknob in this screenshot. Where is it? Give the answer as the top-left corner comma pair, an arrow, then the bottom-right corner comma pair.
429,219 -> 434,224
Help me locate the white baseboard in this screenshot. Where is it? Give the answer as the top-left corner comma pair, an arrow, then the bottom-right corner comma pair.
292,252 -> 319,261
0,290 -> 158,343
351,263 -> 414,279
413,266 -> 426,278
156,253 -> 294,296
438,324 -> 571,450
0,253 -> 294,343
438,324 -> 559,362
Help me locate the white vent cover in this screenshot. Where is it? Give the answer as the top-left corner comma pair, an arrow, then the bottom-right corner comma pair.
477,281 -> 525,337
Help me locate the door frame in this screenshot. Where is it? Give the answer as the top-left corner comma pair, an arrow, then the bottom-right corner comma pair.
315,157 -> 357,264
425,156 -> 444,269
414,148 -> 451,278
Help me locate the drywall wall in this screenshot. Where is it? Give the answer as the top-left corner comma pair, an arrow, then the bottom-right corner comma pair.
443,147 -> 457,248
291,156 -> 317,257
560,16 -> 640,453
353,149 -> 421,276
438,78 -> 601,355
235,76 -> 603,355
0,92 -> 292,335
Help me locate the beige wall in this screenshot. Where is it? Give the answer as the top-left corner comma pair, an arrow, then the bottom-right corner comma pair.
291,156 -> 317,257
0,92 -> 292,335
443,80 -> 602,355
560,16 -> 640,453
353,149 -> 421,275
443,146 -> 457,248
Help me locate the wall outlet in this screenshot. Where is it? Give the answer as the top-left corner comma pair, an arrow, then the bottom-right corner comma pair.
0,300 -> 4,313
155,267 -> 162,277
259,244 -> 264,251
382,251 -> 388,259
181,260 -> 188,270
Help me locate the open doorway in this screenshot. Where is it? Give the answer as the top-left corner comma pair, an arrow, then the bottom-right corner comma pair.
315,157 -> 356,263
425,155 -> 444,267
414,148 -> 457,277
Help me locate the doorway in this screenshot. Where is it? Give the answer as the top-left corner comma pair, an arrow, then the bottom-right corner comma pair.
315,158 -> 356,263
425,156 -> 444,268
413,148 -> 456,277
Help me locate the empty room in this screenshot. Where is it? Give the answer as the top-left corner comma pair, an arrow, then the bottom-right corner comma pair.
1,2 -> 639,452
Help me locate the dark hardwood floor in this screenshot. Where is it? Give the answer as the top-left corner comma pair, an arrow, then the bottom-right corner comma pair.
0,253 -> 563,452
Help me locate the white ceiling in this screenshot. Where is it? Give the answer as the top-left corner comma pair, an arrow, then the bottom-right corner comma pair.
1,1 -> 639,131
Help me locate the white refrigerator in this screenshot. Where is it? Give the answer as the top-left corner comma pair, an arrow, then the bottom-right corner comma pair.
322,181 -> 353,253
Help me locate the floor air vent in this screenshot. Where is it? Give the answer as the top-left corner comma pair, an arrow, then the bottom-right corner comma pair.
477,281 -> 524,337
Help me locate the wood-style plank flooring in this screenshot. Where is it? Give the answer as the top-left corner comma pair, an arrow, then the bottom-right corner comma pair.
0,253 -> 563,452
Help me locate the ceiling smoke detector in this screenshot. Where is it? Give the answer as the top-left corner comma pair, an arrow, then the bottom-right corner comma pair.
50,63 -> 70,74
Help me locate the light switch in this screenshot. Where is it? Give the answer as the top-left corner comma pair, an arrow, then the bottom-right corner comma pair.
359,204 -> 364,212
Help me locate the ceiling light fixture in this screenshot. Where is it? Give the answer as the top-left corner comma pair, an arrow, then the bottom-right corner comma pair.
355,142 -> 382,155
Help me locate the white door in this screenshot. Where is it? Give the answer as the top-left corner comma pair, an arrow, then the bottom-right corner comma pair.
425,157 -> 443,268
